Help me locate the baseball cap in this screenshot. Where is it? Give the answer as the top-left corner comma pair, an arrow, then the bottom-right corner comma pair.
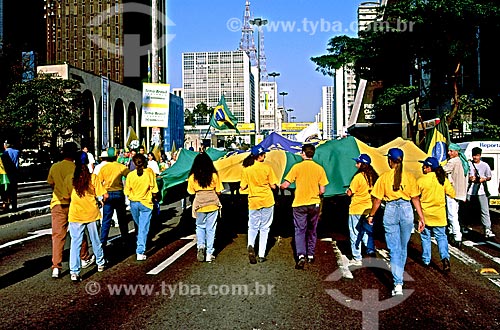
352,154 -> 371,164
107,147 -> 117,158
385,148 -> 404,161
99,151 -> 108,158
419,156 -> 440,170
250,145 -> 270,156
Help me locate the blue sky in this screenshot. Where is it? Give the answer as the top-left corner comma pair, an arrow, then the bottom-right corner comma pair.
166,0 -> 361,122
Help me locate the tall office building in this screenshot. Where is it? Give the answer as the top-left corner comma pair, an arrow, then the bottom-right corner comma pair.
321,86 -> 334,139
333,67 -> 357,138
182,51 -> 256,125
44,0 -> 166,87
259,81 -> 278,132
358,1 -> 383,34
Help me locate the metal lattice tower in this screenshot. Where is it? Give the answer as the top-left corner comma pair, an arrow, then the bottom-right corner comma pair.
239,0 -> 257,67
258,27 -> 268,81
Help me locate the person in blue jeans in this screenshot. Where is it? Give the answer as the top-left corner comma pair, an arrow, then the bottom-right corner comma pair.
124,153 -> 159,261
346,154 -> 378,267
417,157 -> 455,271
367,148 -> 425,296
187,152 -> 223,263
96,147 -> 130,248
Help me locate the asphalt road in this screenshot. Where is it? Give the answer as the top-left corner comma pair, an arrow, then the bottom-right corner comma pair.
0,189 -> 500,329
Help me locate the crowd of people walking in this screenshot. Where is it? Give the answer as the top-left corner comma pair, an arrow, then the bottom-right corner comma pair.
2,138 -> 489,293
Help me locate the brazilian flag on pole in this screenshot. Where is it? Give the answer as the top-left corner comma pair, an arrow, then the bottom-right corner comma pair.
209,95 -> 240,133
425,118 -> 450,165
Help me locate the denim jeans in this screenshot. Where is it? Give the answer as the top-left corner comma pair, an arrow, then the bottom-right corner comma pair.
446,196 -> 462,241
248,206 -> 274,258
383,199 -> 414,286
348,214 -> 375,260
196,210 -> 218,256
69,221 -> 105,275
420,226 -> 449,265
293,204 -> 320,257
130,201 -> 152,255
101,190 -> 128,246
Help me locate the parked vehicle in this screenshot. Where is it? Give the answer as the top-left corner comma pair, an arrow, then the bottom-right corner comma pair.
458,141 -> 500,206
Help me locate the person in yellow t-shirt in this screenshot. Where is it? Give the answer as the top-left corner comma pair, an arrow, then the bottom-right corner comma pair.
96,147 -> 130,247
187,152 -> 223,263
240,145 -> 278,264
417,156 -> 455,272
47,142 -> 92,279
346,154 -> 378,267
367,147 -> 425,296
124,154 -> 159,261
280,144 -> 329,270
65,151 -> 108,281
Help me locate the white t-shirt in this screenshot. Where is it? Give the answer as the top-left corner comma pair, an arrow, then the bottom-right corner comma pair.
87,152 -> 96,173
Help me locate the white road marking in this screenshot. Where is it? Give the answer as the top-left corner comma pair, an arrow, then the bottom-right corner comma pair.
331,240 -> 353,279
460,240 -> 500,265
147,234 -> 197,275
0,228 -> 52,250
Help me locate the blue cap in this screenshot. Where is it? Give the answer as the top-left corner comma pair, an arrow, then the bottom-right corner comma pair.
107,147 -> 117,158
352,154 -> 371,164
251,145 -> 270,156
385,148 -> 404,161
419,156 -> 439,170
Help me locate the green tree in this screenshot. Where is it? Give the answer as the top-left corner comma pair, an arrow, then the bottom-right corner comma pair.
0,73 -> 84,151
311,0 -> 500,126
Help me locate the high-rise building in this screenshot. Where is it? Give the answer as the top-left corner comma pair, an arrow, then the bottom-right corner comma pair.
182,51 -> 256,126
259,81 -> 278,132
333,67 -> 357,138
357,1 -> 382,34
44,0 -> 166,87
321,86 -> 334,139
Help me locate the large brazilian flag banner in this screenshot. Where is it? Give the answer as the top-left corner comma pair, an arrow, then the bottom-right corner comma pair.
159,134 -> 428,201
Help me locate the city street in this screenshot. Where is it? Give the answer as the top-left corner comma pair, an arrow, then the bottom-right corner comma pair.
0,184 -> 500,329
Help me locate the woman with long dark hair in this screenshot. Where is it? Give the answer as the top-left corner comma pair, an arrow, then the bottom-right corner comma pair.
124,153 -> 159,261
368,148 -> 425,296
67,151 -> 107,282
187,152 -> 223,262
346,154 -> 379,267
417,157 -> 455,271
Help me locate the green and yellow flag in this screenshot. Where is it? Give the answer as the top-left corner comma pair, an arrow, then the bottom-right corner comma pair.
209,95 -> 240,133
425,119 -> 449,165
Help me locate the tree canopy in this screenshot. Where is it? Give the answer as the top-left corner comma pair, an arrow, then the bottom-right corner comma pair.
0,74 -> 84,151
311,0 -> 500,127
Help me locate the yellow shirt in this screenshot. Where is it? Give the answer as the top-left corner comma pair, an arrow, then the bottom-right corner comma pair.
240,161 -> 279,210
284,160 -> 329,207
124,168 -> 159,209
349,173 -> 373,215
47,160 -> 75,209
417,172 -> 456,227
371,168 -> 419,202
64,175 -> 105,223
97,161 -> 130,192
187,173 -> 224,213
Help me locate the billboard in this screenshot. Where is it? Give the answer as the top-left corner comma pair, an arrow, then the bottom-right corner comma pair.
141,83 -> 170,127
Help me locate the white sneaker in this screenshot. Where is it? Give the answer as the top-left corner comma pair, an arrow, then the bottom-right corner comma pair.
348,259 -> 362,267
392,284 -> 403,296
81,255 -> 96,269
206,254 -> 215,262
51,268 -> 60,278
485,229 -> 496,238
97,264 -> 105,272
70,273 -> 81,282
137,254 -> 147,261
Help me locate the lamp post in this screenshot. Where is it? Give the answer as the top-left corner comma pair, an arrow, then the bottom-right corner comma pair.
268,72 -> 280,132
250,18 -> 268,137
268,71 -> 280,83
287,108 -> 293,123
